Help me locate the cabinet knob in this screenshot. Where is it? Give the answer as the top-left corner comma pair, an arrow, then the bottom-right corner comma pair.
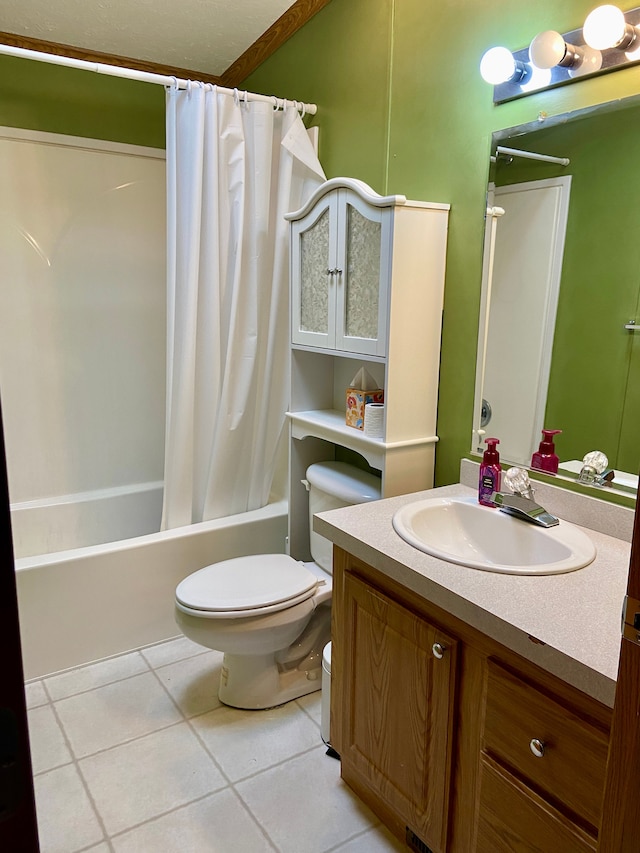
529,738 -> 545,758
432,643 -> 446,659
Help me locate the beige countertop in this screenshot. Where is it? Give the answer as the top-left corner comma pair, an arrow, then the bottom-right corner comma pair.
315,462 -> 633,708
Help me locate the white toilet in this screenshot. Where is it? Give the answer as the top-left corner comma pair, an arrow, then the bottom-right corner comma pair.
175,461 -> 381,709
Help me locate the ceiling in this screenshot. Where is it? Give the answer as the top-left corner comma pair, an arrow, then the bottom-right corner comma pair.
0,0 -> 306,81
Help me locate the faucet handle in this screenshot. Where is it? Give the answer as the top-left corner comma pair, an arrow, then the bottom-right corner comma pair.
578,450 -> 612,486
504,467 -> 535,500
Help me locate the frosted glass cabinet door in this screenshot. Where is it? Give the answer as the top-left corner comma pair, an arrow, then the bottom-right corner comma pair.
290,188 -> 389,355
336,192 -> 389,356
291,193 -> 338,349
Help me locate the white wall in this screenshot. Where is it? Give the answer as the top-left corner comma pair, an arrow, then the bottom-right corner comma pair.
0,128 -> 166,503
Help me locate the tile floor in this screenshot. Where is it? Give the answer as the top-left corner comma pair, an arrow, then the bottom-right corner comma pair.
26,635 -> 406,853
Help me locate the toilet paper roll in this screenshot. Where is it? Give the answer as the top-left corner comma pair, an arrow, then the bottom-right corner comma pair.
363,403 -> 384,438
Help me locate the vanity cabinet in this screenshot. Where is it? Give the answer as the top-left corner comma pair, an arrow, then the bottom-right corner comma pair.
330,549 -> 612,853
286,179 -> 449,561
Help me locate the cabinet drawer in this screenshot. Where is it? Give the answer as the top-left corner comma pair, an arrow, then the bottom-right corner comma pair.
476,754 -> 596,852
483,660 -> 608,830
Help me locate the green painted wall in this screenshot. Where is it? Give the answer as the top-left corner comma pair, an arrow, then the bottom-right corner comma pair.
246,0 -> 640,485
0,54 -> 164,147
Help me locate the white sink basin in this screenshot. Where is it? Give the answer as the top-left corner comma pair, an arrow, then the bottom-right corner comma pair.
392,496 -> 596,575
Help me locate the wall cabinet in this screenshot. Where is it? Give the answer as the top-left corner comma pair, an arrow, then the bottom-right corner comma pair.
285,179 -> 449,561
289,182 -> 390,356
330,549 -> 612,853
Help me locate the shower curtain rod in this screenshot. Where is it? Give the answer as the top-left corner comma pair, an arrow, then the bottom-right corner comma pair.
493,145 -> 570,166
0,43 -> 318,115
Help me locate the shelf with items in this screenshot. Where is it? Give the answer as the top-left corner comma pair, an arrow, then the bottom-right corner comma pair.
288,409 -> 439,472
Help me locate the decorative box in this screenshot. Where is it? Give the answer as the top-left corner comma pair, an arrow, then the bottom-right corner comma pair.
346,387 -> 384,430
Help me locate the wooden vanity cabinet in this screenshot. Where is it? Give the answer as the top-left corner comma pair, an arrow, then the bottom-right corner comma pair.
330,548 -> 612,853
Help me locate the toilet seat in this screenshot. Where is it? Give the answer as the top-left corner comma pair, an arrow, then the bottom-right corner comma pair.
175,554 -> 321,619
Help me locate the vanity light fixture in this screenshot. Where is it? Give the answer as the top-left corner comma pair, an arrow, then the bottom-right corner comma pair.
481,4 -> 640,103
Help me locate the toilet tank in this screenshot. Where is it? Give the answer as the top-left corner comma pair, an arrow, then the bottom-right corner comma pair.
305,461 -> 382,573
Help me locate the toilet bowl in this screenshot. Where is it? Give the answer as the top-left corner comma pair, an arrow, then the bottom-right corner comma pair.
174,461 -> 381,709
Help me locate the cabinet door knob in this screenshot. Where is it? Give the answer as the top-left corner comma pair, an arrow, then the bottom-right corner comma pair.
529,738 -> 545,758
432,643 -> 446,659
326,268 -> 334,275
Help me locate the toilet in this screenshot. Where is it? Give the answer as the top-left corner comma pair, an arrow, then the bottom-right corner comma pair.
175,461 -> 381,709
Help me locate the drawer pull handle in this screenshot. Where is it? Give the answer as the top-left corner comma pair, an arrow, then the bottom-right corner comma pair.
529,738 -> 545,758
432,643 -> 446,659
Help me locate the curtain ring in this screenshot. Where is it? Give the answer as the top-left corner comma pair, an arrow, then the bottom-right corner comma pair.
243,90 -> 248,107
271,96 -> 280,112
300,101 -> 306,117
233,88 -> 240,106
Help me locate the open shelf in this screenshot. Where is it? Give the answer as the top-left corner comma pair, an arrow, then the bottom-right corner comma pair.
289,409 -> 384,469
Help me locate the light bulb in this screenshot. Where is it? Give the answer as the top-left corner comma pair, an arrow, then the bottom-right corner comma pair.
480,47 -> 518,84
530,30 -> 568,68
583,5 -> 632,49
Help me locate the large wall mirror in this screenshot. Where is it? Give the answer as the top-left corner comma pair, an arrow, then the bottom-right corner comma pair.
472,94 -> 640,501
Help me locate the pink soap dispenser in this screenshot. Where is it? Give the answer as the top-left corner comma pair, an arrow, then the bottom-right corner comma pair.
531,429 -> 562,474
478,437 -> 502,506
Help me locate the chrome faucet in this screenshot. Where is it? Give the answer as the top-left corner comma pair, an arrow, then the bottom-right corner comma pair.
491,467 -> 559,528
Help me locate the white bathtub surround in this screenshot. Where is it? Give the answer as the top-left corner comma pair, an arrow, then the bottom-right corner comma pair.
16,500 -> 288,679
26,636 -> 404,853
161,86 -> 325,529
0,128 -> 166,512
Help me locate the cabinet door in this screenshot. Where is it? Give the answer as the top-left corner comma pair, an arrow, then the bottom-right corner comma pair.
341,572 -> 457,852
335,190 -> 390,356
290,192 -> 338,349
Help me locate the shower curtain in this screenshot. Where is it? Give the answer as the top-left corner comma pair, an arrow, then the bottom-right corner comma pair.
161,84 -> 325,529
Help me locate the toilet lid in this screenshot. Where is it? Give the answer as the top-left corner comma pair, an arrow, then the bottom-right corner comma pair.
175,554 -> 319,614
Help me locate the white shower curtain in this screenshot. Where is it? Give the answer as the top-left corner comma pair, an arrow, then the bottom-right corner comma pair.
161,84 -> 325,529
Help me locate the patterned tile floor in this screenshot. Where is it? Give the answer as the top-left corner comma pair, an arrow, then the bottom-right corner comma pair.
26,636 -> 406,853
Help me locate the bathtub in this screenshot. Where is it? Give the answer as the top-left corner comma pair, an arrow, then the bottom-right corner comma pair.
11,481 -> 166,559
14,492 -> 288,679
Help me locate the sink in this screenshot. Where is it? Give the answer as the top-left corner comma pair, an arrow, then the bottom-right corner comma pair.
392,496 -> 596,575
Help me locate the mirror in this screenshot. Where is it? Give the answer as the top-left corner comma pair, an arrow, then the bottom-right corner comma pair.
473,95 -> 640,499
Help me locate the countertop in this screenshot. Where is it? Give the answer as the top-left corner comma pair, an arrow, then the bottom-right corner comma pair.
314,464 -> 633,708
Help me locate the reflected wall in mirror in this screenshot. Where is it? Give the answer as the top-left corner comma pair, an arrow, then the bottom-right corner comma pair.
473,96 -> 640,498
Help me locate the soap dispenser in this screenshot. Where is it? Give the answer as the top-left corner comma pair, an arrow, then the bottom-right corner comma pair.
531,429 -> 562,474
479,437 -> 501,506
